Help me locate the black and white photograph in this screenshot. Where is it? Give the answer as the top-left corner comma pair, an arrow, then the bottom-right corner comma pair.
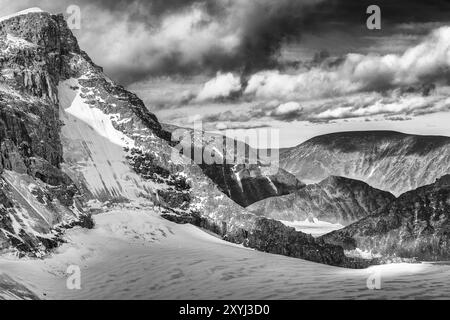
0,0 -> 450,305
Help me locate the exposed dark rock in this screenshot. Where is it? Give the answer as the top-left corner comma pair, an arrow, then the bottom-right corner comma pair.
199,163 -> 305,207
0,12 -> 92,255
126,147 -> 191,210
78,76 -> 171,142
241,218 -> 372,268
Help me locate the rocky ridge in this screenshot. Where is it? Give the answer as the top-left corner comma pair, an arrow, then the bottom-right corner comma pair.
322,175 -> 450,261
0,10 -> 92,255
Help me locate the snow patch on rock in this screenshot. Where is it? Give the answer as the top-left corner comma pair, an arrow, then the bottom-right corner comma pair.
58,78 -> 158,202
0,8 -> 44,23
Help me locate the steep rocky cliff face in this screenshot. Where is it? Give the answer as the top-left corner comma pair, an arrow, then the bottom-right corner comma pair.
198,164 -> 304,207
0,10 -> 367,268
164,126 -> 305,207
247,176 -> 395,225
279,131 -> 450,196
322,175 -> 450,261
232,218 -> 370,268
0,9 -> 92,256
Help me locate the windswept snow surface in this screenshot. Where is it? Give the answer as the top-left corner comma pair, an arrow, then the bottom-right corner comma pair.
1,207 -> 449,300
0,274 -> 38,300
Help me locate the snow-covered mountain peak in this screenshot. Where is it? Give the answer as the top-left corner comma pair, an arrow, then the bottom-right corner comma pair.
0,8 -> 44,23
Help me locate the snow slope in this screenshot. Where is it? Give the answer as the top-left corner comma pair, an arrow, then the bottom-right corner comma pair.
0,207 -> 445,300
58,79 -> 157,202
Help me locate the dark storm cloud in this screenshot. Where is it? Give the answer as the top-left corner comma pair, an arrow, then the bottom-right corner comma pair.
25,0 -> 330,84
307,0 -> 450,30
3,0 -> 450,85
111,0 -> 328,82
74,0 -> 223,22
89,0 -> 450,84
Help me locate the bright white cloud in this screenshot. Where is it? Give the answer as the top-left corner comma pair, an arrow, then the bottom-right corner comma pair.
305,89 -> 450,121
274,102 -> 302,115
244,26 -> 450,102
269,102 -> 303,120
196,72 -> 242,102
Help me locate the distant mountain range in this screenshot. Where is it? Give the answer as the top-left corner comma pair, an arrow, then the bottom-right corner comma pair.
321,175 -> 450,261
247,176 -> 395,225
279,131 -> 450,196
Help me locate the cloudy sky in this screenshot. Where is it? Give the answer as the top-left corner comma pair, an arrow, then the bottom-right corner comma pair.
2,0 -> 450,147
